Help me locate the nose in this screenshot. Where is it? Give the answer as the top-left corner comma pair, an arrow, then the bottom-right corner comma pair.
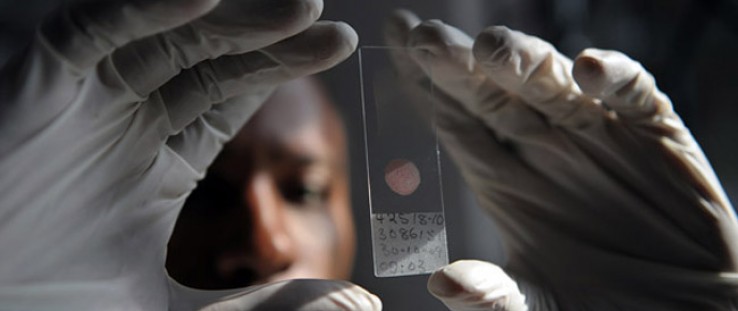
243,172 -> 297,278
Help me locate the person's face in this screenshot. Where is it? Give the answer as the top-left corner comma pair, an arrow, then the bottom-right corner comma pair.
166,78 -> 355,289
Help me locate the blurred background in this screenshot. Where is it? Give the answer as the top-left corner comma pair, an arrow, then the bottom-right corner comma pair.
2,0 -> 737,310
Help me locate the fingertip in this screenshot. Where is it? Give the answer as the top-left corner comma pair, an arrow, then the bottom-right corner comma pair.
260,21 -> 358,76
391,8 -> 422,25
427,267 -> 466,298
367,291 -> 383,310
384,9 -> 421,47
572,48 -> 640,97
573,48 -> 672,119
572,51 -> 606,95
472,25 -> 512,63
407,19 -> 474,60
384,9 -> 421,38
300,0 -> 324,27
382,10 -> 427,82
428,260 -> 529,311
312,0 -> 325,21
428,260 -> 503,298
334,21 -> 359,53
313,21 -> 358,63
407,19 -> 447,53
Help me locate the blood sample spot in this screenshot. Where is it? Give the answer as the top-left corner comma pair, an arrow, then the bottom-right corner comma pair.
384,159 -> 421,196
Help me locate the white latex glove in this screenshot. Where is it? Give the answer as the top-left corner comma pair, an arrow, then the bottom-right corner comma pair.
386,10 -> 738,310
0,0 -> 381,310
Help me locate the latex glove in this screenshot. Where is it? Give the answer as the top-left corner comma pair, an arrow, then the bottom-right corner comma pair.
0,0 -> 381,310
386,10 -> 738,310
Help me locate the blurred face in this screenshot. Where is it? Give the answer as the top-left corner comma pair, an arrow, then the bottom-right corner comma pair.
166,78 -> 355,289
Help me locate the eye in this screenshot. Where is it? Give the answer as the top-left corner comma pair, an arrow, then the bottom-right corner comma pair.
278,178 -> 329,206
277,164 -> 332,207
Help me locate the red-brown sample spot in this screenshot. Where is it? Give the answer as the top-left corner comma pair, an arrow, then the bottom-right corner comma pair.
384,159 -> 421,196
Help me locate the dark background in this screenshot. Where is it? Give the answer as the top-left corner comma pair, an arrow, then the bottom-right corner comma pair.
2,0 -> 737,310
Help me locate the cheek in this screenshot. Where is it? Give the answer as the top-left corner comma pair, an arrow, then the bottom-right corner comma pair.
330,202 -> 356,279
284,210 -> 339,276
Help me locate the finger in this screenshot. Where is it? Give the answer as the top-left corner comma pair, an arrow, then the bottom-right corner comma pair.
399,20 -> 586,218
572,48 -> 673,121
405,20 -> 604,199
198,279 -> 382,311
428,260 -> 528,311
158,21 -> 357,136
163,22 -> 357,172
405,19 -> 482,111
383,9 -> 425,82
384,9 -> 422,48
404,20 -> 551,143
432,87 -> 544,200
113,0 -> 325,96
472,26 -> 606,128
164,94 -> 259,174
571,49 -> 732,203
572,50 -> 735,213
41,0 -> 220,70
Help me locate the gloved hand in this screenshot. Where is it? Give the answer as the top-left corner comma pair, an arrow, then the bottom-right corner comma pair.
386,9 -> 738,310
0,0 -> 381,310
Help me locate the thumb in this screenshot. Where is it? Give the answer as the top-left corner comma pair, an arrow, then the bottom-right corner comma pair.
197,279 -> 382,311
427,260 -> 528,311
